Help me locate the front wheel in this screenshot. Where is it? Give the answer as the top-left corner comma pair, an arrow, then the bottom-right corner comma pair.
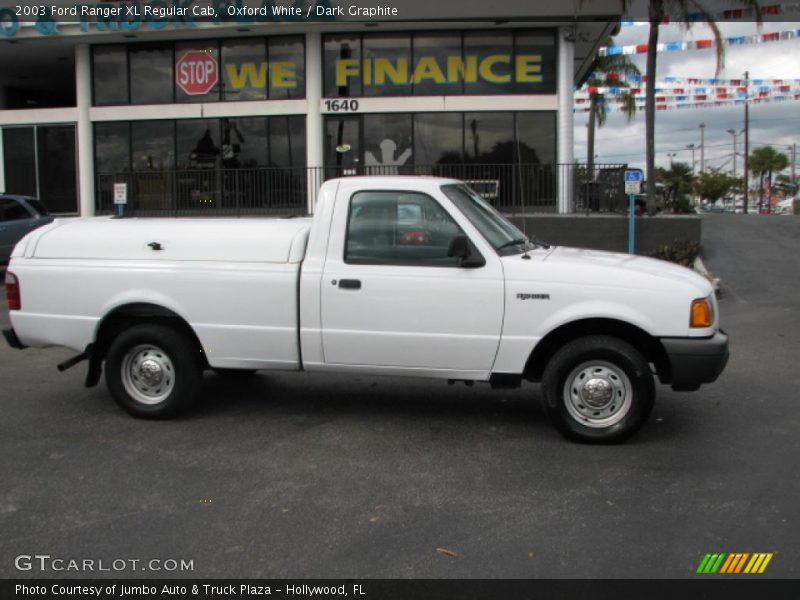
105,324 -> 203,419
541,335 -> 655,443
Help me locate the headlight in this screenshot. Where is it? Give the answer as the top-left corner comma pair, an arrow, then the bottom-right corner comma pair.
690,296 -> 713,328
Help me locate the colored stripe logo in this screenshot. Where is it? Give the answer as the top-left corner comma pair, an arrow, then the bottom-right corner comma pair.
696,553 -> 773,574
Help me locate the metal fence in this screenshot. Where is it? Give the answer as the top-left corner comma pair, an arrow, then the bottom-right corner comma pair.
96,163 -> 627,217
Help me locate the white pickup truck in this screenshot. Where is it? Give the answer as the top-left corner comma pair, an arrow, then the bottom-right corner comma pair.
4,177 -> 728,442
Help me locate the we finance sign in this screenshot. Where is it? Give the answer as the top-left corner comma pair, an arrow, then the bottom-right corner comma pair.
223,54 -> 546,92
334,54 -> 544,87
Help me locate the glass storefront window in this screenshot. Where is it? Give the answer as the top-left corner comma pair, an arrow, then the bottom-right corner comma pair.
411,33 -> 464,96
94,122 -> 131,174
463,31 -> 513,95
92,46 -> 128,105
268,37 -> 305,99
325,116 -> 360,172
222,40 -> 267,101
516,112 -> 556,164
414,113 -> 463,165
175,42 -> 220,104
362,113 -> 413,173
2,127 -> 37,197
269,116 -> 306,168
514,31 -> 557,94
37,126 -> 77,214
362,34 -> 412,97
130,43 -> 174,104
464,112 -> 514,163
224,118 -> 268,168
93,37 -> 304,106
132,120 -> 175,171
324,30 -> 555,98
324,35 -> 362,98
324,111 -> 555,170
177,119 -> 219,170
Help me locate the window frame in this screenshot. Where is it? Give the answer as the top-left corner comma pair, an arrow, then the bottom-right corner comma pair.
343,189 -> 482,268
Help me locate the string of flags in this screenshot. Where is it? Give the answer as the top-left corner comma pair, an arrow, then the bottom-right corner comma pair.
574,92 -> 800,113
583,74 -> 800,86
576,81 -> 800,98
618,2 -> 800,26
598,27 -> 800,56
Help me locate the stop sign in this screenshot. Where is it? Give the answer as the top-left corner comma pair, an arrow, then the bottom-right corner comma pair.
176,50 -> 218,96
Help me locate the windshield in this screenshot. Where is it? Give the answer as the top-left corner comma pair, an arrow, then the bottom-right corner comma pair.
441,184 -> 530,254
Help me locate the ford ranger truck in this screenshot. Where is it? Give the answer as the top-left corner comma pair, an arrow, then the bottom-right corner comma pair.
3,177 -> 729,443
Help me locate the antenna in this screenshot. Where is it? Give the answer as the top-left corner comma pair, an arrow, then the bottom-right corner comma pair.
515,117 -> 528,240
515,118 -> 532,259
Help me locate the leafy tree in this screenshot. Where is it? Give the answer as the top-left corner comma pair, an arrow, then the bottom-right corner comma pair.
749,146 -> 790,210
656,161 -> 694,212
642,1 -> 761,214
696,171 -> 739,204
586,38 -> 640,173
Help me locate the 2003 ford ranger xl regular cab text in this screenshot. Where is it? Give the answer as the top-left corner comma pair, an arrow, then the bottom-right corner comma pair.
3,177 -> 728,442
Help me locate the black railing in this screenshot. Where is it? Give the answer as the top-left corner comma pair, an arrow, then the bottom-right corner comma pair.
96,163 -> 626,216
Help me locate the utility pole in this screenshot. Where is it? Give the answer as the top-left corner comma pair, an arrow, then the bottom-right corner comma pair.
699,123 -> 706,173
687,144 -> 696,174
789,143 -> 797,183
743,71 -> 750,213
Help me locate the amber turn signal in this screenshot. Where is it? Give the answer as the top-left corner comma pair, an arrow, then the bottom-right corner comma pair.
690,298 -> 712,328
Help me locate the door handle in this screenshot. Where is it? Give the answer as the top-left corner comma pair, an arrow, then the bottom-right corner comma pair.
338,279 -> 361,290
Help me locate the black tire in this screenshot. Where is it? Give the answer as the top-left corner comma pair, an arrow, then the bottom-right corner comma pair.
541,335 -> 655,443
211,368 -> 258,378
105,324 -> 203,419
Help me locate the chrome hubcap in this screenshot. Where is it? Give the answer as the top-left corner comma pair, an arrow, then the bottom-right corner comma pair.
121,344 -> 175,405
563,361 -> 633,428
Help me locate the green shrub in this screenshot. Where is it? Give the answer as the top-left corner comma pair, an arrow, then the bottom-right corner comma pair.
650,239 -> 702,267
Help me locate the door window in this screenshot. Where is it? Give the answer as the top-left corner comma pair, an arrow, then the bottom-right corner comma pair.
345,191 -> 465,266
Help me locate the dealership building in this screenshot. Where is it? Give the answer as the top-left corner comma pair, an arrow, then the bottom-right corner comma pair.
0,0 -> 622,216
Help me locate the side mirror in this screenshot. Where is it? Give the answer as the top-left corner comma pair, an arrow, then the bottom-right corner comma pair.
447,234 -> 485,268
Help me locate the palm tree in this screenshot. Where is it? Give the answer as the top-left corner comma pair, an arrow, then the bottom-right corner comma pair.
643,1 -> 761,214
586,39 -> 640,173
749,146 -> 789,211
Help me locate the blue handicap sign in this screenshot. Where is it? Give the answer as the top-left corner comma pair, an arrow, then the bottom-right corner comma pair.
624,170 -> 643,183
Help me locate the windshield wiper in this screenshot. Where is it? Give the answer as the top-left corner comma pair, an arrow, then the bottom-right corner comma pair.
530,236 -> 551,249
496,237 -> 529,251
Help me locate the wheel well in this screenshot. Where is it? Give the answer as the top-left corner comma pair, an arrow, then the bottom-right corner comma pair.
523,318 -> 670,383
87,303 -> 206,386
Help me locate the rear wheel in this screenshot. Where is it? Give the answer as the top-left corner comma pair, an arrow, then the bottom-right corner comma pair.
105,324 -> 203,419
541,335 -> 655,443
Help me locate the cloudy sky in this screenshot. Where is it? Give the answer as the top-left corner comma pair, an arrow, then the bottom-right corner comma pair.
574,20 -> 800,175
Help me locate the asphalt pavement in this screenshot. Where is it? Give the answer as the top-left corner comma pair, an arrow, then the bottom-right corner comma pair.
1,213 -> 798,579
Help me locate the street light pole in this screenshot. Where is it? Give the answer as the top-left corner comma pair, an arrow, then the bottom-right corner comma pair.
687,144 -> 696,174
743,70 -> 750,213
667,152 -> 677,166
699,123 -> 706,173
727,129 -> 739,178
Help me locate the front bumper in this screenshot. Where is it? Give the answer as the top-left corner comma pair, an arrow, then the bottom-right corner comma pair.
660,330 -> 729,391
3,328 -> 27,349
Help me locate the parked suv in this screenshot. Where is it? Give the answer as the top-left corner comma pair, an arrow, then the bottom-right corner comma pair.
0,195 -> 54,265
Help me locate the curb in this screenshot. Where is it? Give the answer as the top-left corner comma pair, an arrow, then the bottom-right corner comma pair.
694,257 -> 721,294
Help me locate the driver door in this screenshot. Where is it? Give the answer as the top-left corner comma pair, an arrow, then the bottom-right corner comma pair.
320,188 -> 504,374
